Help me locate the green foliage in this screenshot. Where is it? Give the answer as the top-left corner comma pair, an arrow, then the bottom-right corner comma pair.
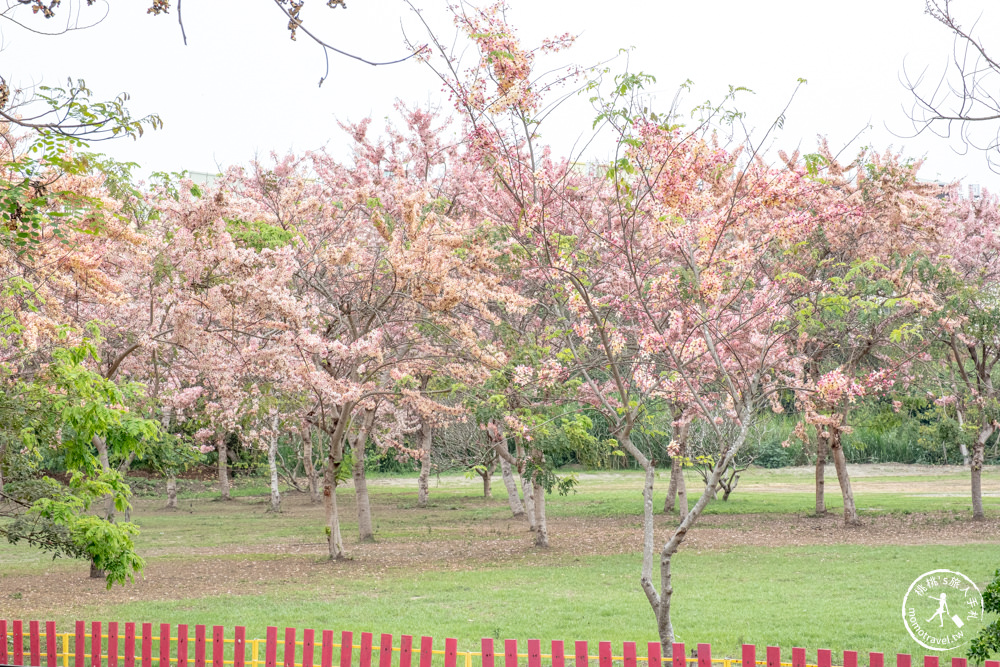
839,398 -> 995,465
534,414 -> 615,470
968,568 -> 1000,663
587,70 -> 658,130
227,219 -> 299,250
1,337 -> 158,588
81,153 -> 152,226
336,450 -> 355,486
34,79 -> 163,141
1,81 -> 161,257
359,438 -> 416,474
2,471 -> 145,588
792,255 -> 917,344
1,137 -> 92,256
915,413 -> 973,464
148,169 -> 191,201
527,462 -> 578,496
135,431 -> 202,476
733,399 -> 1000,468
43,340 -> 159,472
803,152 -> 829,178
750,437 -> 800,469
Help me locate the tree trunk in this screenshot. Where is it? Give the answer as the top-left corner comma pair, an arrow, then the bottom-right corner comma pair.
676,466 -> 688,520
166,475 -> 178,509
92,435 -> 115,520
499,455 -> 525,517
665,420 -> 689,518
530,448 -> 549,546
954,384 -> 972,466
118,451 -> 137,522
621,433 -> 672,655
354,452 -> 375,542
829,427 -> 859,526
301,426 -> 322,503
815,425 -> 827,516
268,423 -> 281,513
160,406 -> 175,511
532,478 -> 548,547
480,463 -> 493,499
959,443 -> 971,465
91,435 -> 112,582
516,441 -> 536,530
293,437 -> 304,481
119,451 -> 136,476
627,407 -> 753,658
324,439 -> 345,560
417,419 -> 433,507
217,435 -> 232,501
94,434 -> 110,472
90,434 -> 112,580
971,424 -> 991,521
664,456 -> 679,513
351,409 -> 376,542
521,473 -> 536,530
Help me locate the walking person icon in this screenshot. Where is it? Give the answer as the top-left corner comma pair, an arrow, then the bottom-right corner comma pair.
927,593 -> 950,627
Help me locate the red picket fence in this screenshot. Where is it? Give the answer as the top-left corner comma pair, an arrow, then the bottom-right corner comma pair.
1,621 -> 997,667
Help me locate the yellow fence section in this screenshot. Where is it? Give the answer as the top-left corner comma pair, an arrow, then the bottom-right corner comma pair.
4,630 -> 844,667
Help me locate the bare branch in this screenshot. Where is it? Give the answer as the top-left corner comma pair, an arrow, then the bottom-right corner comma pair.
901,0 -> 1000,171
269,0 -> 421,87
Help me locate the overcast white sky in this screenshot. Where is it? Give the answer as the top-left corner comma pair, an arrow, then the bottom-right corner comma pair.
4,0 -> 1000,189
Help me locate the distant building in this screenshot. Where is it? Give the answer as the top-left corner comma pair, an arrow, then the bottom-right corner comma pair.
188,171 -> 222,187
916,178 -> 984,201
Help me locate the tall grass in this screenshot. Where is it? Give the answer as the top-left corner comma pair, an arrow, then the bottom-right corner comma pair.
750,404 -> 1000,467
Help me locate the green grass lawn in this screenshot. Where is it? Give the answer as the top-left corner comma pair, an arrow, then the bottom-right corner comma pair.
10,545 -> 996,663
360,466 -> 1000,519
2,466 -> 998,664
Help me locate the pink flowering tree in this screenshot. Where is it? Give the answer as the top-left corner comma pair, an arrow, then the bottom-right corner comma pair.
224,127 -> 528,557
555,104 -> 831,654
791,366 -> 900,523
411,3 -> 838,651
923,188 -> 1000,520
777,145 -> 947,523
141,173 -> 312,505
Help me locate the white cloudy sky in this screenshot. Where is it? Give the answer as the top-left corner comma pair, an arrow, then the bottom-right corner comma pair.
3,0 -> 1000,189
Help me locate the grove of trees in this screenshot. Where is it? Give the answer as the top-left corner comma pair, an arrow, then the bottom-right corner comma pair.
1,0 -> 999,658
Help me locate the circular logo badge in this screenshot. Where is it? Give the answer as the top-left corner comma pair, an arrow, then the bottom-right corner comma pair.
902,569 -> 985,651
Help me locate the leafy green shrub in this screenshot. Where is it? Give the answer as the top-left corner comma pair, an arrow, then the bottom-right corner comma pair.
968,567 -> 1000,663
749,438 -> 800,468
363,441 -> 418,474
743,413 -> 801,468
